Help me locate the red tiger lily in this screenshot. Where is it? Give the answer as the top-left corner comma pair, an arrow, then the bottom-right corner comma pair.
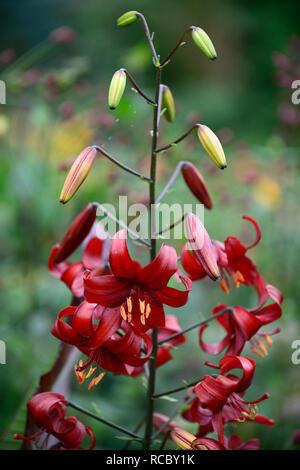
184,355 -> 270,445
182,388 -> 273,439
49,204 -> 110,298
181,215 -> 282,310
131,315 -> 186,376
84,229 -> 191,331
51,301 -> 152,389
199,300 -> 282,357
14,392 -> 95,450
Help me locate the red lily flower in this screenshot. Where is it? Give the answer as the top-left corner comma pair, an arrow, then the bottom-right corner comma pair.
131,315 -> 186,376
49,204 -> 110,298
182,388 -> 273,439
84,229 -> 191,331
181,215 -> 283,310
184,355 -> 270,445
51,301 -> 153,389
199,301 -> 282,357
14,392 -> 95,450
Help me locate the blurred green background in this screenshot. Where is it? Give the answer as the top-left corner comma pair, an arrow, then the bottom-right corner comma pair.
0,0 -> 300,450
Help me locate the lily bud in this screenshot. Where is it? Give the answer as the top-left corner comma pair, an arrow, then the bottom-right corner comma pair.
117,11 -> 139,27
161,85 -> 175,122
170,428 -> 198,450
197,124 -> 227,169
108,69 -> 126,110
60,146 -> 97,203
181,162 -> 213,209
53,203 -> 97,263
191,27 -> 217,60
152,413 -> 177,435
184,213 -> 219,281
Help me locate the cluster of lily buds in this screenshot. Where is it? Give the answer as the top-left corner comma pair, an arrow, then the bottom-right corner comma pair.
60,146 -> 97,203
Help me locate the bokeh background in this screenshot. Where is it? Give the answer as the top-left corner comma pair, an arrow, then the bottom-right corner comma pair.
0,0 -> 300,450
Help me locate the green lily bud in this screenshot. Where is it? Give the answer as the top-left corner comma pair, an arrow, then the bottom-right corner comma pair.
108,69 -> 126,110
161,85 -> 175,122
197,125 -> 227,169
191,27 -> 217,60
117,11 -> 139,27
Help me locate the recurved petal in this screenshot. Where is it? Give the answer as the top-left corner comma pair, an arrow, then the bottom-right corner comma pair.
71,302 -> 95,337
84,272 -> 132,307
137,243 -> 178,289
219,355 -> 256,393
89,305 -> 122,349
82,237 -> 105,270
199,324 -> 231,355
48,245 -> 71,279
51,306 -> 83,344
156,284 -> 190,308
232,305 -> 262,340
109,229 -> 139,279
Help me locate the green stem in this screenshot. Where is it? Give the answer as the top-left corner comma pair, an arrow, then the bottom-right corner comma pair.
121,68 -> 156,105
143,66 -> 162,450
155,124 -> 199,153
92,145 -> 152,182
158,307 -> 233,346
153,379 -> 201,399
67,401 -> 142,441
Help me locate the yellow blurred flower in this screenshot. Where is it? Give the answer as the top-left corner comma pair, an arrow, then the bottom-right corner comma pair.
253,176 -> 281,210
0,114 -> 9,136
49,116 -> 93,161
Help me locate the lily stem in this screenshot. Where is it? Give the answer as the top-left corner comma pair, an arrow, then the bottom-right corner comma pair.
67,401 -> 142,440
121,68 -> 156,105
160,27 -> 193,66
158,307 -> 233,346
153,379 -> 201,399
155,124 -> 199,154
143,66 -> 162,450
92,145 -> 152,182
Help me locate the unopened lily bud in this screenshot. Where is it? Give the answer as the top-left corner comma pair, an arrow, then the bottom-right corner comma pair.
117,11 -> 139,27
181,162 -> 213,209
153,413 -> 177,435
197,124 -> 227,169
170,428 -> 198,450
185,213 -> 219,281
191,27 -> 217,60
53,203 -> 97,263
108,70 -> 126,110
60,146 -> 97,203
161,85 -> 175,122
